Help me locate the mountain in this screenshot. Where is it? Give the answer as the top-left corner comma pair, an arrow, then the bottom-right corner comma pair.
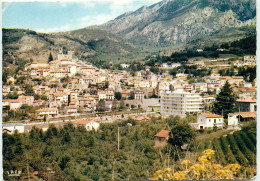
2,28 -> 142,66
3,0 -> 256,65
93,0 -> 256,48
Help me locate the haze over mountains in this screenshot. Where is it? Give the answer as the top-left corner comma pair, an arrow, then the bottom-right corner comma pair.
3,0 -> 256,63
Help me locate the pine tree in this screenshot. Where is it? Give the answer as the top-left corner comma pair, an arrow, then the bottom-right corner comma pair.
213,81 -> 237,118
48,52 -> 53,63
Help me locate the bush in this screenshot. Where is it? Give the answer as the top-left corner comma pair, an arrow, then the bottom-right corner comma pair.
212,138 -> 227,165
226,134 -> 249,166
220,136 -> 237,164
238,131 -> 255,152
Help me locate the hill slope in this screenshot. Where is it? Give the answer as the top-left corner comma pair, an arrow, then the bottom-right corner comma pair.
93,0 -> 256,47
2,28 -> 141,65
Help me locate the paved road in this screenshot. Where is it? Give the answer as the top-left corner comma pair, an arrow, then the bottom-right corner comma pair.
23,112 -> 159,132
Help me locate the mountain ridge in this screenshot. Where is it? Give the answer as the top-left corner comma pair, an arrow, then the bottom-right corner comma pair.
2,0 -> 256,65
92,0 -> 256,47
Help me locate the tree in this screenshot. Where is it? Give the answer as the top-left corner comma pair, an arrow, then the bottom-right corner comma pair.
96,100 -> 107,112
212,81 -> 237,118
119,100 -> 125,110
24,84 -> 34,96
48,52 -> 53,63
168,123 -> 195,149
112,99 -> 117,111
115,92 -> 122,100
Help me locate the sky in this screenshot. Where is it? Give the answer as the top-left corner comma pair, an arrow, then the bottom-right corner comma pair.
2,0 -> 161,33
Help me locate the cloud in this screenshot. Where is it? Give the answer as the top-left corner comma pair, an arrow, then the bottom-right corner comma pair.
36,24 -> 72,33
79,14 -> 115,27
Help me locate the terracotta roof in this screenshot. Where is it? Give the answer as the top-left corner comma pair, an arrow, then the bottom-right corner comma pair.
135,116 -> 151,121
90,117 -> 101,122
155,130 -> 170,138
65,106 -> 77,109
34,100 -> 44,102
73,120 -> 91,125
10,99 -> 20,103
236,97 -> 256,103
229,112 -> 256,118
201,114 -> 223,118
35,108 -> 58,112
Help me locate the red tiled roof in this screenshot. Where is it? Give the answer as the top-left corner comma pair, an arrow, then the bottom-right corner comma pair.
35,108 -> 58,112
201,114 -> 223,118
229,112 -> 256,118
236,97 -> 256,103
73,120 -> 90,125
155,130 -> 170,138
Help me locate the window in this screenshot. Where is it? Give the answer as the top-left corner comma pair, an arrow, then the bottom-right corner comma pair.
209,119 -> 211,122
214,119 -> 216,123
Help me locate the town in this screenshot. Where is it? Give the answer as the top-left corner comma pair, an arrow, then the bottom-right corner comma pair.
2,0 -> 257,180
2,47 -> 256,134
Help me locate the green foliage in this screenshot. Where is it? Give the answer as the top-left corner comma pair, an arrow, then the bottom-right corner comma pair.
237,66 -> 256,82
168,123 -> 195,149
213,81 -> 237,118
6,91 -> 19,99
233,131 -> 255,165
212,138 -> 227,165
114,92 -> 122,100
226,134 -> 249,166
96,100 -> 107,112
219,136 -> 237,164
24,84 -> 34,96
48,52 -> 53,62
3,117 -> 256,180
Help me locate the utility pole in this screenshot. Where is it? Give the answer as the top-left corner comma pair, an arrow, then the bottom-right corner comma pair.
26,153 -> 30,181
118,126 -> 120,151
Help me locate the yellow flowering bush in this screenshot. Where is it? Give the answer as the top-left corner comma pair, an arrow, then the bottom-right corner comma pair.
152,149 -> 241,180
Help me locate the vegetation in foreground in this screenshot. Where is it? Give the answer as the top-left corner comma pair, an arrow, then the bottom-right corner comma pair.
3,118 -> 256,180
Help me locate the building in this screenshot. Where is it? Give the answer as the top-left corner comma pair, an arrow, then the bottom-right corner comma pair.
35,108 -> 58,119
2,123 -> 24,134
64,106 -> 77,115
235,97 -> 257,112
72,119 -> 100,131
9,100 -> 21,110
190,114 -> 224,129
160,90 -> 202,117
134,90 -> 144,101
228,112 -> 256,126
154,130 -> 170,148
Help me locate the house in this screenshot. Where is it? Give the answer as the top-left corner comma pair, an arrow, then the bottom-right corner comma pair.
2,99 -> 10,109
2,123 -> 24,134
228,112 -> 256,126
133,90 -> 144,100
72,119 -> 100,131
154,130 -> 170,148
190,114 -> 224,129
235,97 -> 257,112
18,95 -> 34,105
98,91 -> 107,100
9,99 -> 21,110
64,106 -> 77,115
35,108 -> 58,119
120,64 -> 130,69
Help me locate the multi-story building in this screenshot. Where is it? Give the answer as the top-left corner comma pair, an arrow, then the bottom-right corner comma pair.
160,90 -> 202,117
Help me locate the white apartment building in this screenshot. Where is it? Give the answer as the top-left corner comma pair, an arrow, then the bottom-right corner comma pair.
161,90 -> 202,117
